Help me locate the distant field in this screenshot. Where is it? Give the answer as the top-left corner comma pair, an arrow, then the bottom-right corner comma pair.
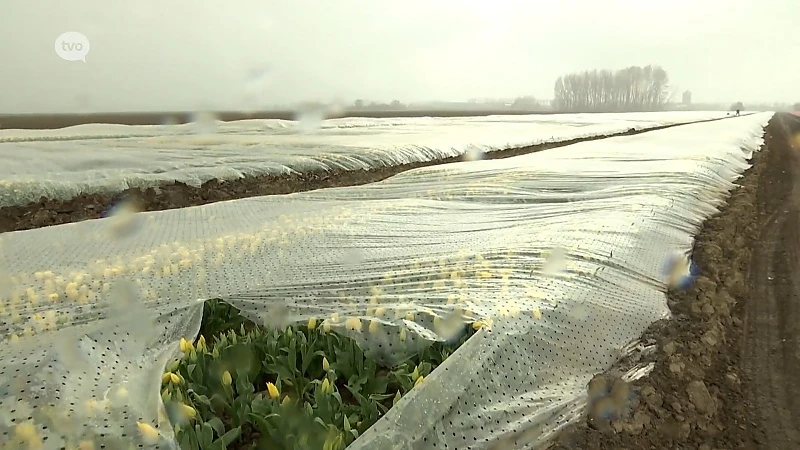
0,108 -> 726,130
0,110 -> 561,130
0,111 -> 731,213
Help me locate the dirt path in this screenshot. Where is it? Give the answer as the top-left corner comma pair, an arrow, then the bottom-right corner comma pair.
741,112 -> 800,449
549,113 -> 800,449
0,116 -> 737,234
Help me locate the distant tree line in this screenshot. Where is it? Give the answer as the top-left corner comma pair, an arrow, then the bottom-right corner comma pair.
553,65 -> 671,112
352,99 -> 406,110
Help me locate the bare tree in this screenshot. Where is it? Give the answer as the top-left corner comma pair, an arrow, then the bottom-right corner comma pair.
553,65 -> 671,112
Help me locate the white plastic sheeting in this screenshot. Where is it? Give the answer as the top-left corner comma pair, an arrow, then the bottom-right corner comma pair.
0,111 -> 730,207
0,113 -> 771,449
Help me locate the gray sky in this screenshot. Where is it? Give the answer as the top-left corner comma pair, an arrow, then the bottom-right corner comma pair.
1,0 -> 797,114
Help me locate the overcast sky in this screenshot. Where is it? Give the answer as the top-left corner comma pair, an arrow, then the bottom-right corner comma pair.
1,0 -> 797,114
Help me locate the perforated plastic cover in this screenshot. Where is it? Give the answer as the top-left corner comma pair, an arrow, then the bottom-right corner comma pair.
0,112 -> 771,449
0,111 -> 729,207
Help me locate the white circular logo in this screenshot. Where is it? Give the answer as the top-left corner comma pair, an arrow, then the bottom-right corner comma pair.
55,31 -> 90,62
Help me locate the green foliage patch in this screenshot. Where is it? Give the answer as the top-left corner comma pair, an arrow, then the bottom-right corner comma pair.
163,300 -> 474,450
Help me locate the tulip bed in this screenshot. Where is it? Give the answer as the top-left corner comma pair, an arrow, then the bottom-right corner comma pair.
162,300 -> 475,450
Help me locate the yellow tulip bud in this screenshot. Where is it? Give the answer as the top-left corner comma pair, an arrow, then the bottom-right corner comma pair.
322,357 -> 330,372
345,317 -> 362,332
266,382 -> 280,400
179,337 -> 193,354
196,335 -> 207,352
472,319 -> 491,330
322,430 -> 344,450
321,378 -> 334,395
14,422 -> 38,440
414,375 -> 424,387
308,317 -> 317,329
221,371 -> 232,386
166,359 -> 180,373
136,422 -> 160,445
179,403 -> 197,420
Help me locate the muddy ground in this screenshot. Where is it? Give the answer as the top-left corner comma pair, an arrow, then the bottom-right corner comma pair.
550,113 -> 800,449
0,117 -> 733,233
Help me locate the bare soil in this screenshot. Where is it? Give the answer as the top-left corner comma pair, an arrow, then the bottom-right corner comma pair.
0,117 -> 732,233
550,112 -> 800,449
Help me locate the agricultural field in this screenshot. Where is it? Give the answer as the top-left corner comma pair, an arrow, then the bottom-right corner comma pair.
2,111 -> 797,450
0,111 -> 729,232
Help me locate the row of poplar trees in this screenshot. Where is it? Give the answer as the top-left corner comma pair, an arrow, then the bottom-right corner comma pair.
553,65 -> 671,112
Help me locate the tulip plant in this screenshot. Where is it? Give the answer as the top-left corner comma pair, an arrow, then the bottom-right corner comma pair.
163,300 -> 474,450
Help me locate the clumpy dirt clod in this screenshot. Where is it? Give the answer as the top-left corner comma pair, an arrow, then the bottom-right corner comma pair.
550,113 -> 800,449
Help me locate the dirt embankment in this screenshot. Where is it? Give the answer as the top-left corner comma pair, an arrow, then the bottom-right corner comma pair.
0,116 -> 735,234
551,112 -> 800,449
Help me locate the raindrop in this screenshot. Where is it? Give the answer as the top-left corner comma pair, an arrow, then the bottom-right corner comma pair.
463,147 -> 487,161
791,132 -> 800,150
341,248 -> 366,266
102,193 -> 145,240
74,93 -> 92,112
293,103 -> 332,134
568,301 -> 590,321
662,251 -> 698,291
242,64 -> 273,111
542,247 -> 568,276
260,303 -> 291,330
160,116 -> 179,126
246,65 -> 271,84
326,99 -> 347,117
0,271 -> 11,299
295,110 -> 325,133
189,111 -> 219,134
